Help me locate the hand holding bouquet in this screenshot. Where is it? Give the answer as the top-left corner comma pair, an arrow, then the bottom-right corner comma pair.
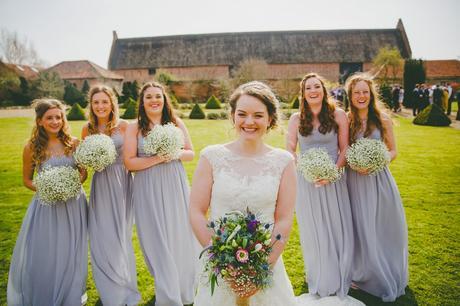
346,138 -> 390,175
74,134 -> 117,172
143,123 -> 184,160
34,166 -> 81,205
200,209 -> 281,302
297,147 -> 342,186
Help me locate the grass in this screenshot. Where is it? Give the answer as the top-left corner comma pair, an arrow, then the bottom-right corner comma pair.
0,116 -> 459,305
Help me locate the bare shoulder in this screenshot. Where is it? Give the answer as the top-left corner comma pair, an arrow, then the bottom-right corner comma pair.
175,117 -> 187,128
381,112 -> 393,126
334,108 -> 348,122
23,141 -> 33,154
288,112 -> 300,124
117,119 -> 129,132
126,121 -> 139,133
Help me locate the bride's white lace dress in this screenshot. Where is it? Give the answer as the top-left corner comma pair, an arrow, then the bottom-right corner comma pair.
194,144 -> 365,306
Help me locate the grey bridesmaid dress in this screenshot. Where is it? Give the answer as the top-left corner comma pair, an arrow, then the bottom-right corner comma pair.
133,134 -> 199,306
296,128 -> 354,298
7,155 -> 88,306
347,128 -> 408,302
88,131 -> 140,305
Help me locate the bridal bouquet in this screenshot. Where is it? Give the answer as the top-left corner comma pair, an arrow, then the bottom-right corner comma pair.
346,138 -> 390,175
34,166 -> 81,205
297,147 -> 342,183
74,134 -> 117,172
143,123 -> 184,160
200,209 -> 280,299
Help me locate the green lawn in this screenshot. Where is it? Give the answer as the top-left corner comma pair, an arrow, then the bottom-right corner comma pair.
0,117 -> 459,305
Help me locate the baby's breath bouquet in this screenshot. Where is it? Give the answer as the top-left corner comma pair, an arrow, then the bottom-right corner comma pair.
297,147 -> 342,183
74,134 -> 117,171
143,123 -> 184,159
34,166 -> 81,205
200,209 -> 280,304
346,138 -> 390,175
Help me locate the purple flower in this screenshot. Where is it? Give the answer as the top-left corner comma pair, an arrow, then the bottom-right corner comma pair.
247,220 -> 259,233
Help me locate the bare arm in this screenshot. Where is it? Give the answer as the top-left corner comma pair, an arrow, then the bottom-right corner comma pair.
268,159 -> 296,265
382,115 -> 397,161
286,113 -> 299,161
176,118 -> 195,162
189,155 -> 214,247
22,143 -> 36,191
335,109 -> 349,168
81,123 -> 89,140
123,123 -> 166,171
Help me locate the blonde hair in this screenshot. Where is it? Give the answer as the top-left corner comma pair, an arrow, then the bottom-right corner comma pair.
88,85 -> 119,135
344,73 -> 387,144
228,81 -> 280,130
29,99 -> 73,167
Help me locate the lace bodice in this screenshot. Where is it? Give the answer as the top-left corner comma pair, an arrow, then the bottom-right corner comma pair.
201,144 -> 293,224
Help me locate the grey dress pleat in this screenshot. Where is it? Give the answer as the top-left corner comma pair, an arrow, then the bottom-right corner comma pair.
88,132 -> 140,305
133,135 -> 199,306
296,129 -> 354,298
347,128 -> 408,302
7,155 -> 88,306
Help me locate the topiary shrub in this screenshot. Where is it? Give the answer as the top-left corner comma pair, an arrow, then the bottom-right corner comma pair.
67,103 -> 86,120
219,111 -> 229,119
205,95 -> 222,109
207,112 -> 219,120
379,83 -> 392,108
189,103 -> 205,119
121,98 -> 138,119
413,104 -> 451,127
169,93 -> 179,109
291,96 -> 299,109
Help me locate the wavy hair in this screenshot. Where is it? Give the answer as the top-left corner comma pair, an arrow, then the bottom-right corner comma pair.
138,81 -> 176,136
29,99 -> 73,167
87,85 -> 119,135
344,73 -> 387,144
298,73 -> 337,136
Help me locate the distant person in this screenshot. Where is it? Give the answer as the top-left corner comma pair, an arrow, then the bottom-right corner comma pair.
446,83 -> 454,115
433,85 -> 443,108
398,86 -> 404,112
412,84 -> 420,116
391,85 -> 400,112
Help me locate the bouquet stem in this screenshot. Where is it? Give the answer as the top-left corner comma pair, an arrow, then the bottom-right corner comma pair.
235,296 -> 249,306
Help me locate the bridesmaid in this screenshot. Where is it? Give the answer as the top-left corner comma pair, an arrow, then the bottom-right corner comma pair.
345,73 -> 408,302
82,85 -> 140,305
286,73 -> 354,298
7,99 -> 88,306
124,81 -> 199,306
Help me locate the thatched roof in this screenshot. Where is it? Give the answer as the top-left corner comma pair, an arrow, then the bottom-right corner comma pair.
108,19 -> 411,70
47,60 -> 123,80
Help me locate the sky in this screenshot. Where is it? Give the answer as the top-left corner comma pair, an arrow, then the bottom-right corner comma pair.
0,0 -> 459,69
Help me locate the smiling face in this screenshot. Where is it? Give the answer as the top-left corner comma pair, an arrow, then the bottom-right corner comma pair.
303,77 -> 325,107
142,86 -> 164,117
38,107 -> 63,135
351,80 -> 371,111
233,94 -> 271,141
91,91 -> 113,120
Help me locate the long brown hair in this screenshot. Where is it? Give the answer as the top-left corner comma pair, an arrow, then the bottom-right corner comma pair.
138,81 -> 177,136
345,73 -> 387,144
87,85 -> 119,135
298,73 -> 338,136
29,99 -> 73,167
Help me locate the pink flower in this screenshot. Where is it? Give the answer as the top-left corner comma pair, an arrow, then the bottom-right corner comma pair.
236,248 -> 249,263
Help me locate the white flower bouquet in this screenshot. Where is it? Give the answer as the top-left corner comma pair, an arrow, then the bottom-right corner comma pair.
143,123 -> 184,159
34,166 -> 81,205
74,134 -> 117,171
297,147 -> 342,183
346,138 -> 390,175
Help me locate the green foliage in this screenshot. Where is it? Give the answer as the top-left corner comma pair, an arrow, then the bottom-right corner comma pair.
379,83 -> 392,108
121,97 -> 138,119
403,59 -> 426,107
232,58 -> 269,87
169,93 -> 179,109
189,103 -> 205,119
291,96 -> 299,109
63,82 -> 87,107
121,81 -> 139,103
154,70 -> 175,85
413,104 -> 451,126
131,80 -> 139,101
373,46 -> 404,83
205,95 -> 222,109
207,112 -> 220,120
219,111 -> 229,119
33,71 -> 64,100
81,80 -> 90,94
67,103 -> 86,120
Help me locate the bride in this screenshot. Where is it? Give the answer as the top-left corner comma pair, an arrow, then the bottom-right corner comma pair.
189,81 -> 364,306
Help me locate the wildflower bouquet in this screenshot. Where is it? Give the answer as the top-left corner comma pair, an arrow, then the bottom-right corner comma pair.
297,147 -> 342,183
346,138 -> 390,175
74,134 -> 117,171
143,123 -> 184,160
34,166 -> 81,205
200,209 -> 280,300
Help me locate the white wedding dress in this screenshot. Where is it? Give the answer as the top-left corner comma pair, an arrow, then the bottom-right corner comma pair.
194,144 -> 365,306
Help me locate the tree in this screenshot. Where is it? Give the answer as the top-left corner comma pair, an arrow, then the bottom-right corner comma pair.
81,80 -> 90,95
0,28 -> 44,66
155,70 -> 175,85
403,59 -> 426,108
33,71 -> 64,100
232,58 -> 269,87
131,80 -> 139,101
63,82 -> 86,107
373,46 -> 403,83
